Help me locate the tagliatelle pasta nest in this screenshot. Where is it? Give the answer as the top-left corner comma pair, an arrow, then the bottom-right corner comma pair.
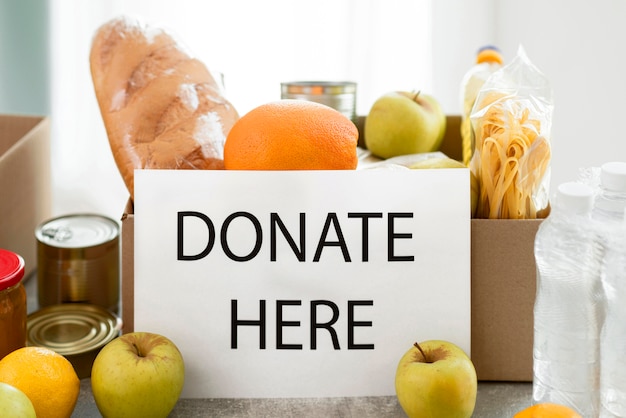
471,91 -> 551,219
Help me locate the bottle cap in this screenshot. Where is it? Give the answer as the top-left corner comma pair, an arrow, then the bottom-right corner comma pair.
476,45 -> 503,65
0,249 -> 25,290
555,182 -> 594,214
600,161 -> 626,191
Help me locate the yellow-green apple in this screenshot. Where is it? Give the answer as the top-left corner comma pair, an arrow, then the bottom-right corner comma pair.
409,157 -> 478,216
395,340 -> 477,418
0,382 -> 36,418
409,156 -> 466,169
365,91 -> 446,159
91,332 -> 185,418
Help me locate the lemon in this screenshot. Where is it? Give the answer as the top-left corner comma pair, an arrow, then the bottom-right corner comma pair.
0,347 -> 80,418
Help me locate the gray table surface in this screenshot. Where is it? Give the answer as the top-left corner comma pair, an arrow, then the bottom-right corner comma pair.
24,273 -> 534,417
72,379 -> 533,417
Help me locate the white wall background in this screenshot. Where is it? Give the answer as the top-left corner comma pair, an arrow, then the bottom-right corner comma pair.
501,0 -> 626,192
433,0 -> 626,199
1,0 -> 624,219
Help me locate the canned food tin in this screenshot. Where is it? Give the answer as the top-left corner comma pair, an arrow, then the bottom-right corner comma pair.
36,214 -> 120,312
281,81 -> 357,122
27,303 -> 122,378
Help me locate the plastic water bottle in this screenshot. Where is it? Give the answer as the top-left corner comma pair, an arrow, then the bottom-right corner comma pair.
533,181 -> 603,416
600,217 -> 626,418
593,161 -> 626,222
596,162 -> 626,417
459,45 -> 503,166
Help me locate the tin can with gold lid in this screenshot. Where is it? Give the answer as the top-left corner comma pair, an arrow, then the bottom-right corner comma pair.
27,303 -> 122,378
281,81 -> 357,122
36,214 -> 120,312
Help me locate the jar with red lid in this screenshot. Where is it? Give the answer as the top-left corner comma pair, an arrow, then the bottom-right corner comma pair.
0,249 -> 27,359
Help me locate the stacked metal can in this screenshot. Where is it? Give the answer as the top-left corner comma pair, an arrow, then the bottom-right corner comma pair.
29,213 -> 122,377
35,213 -> 120,312
281,81 -> 357,123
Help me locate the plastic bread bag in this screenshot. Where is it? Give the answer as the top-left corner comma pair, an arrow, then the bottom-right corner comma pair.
89,16 -> 240,200
469,45 -> 553,219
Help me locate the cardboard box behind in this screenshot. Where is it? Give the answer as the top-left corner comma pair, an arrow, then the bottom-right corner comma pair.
0,115 -> 51,278
120,115 -> 541,382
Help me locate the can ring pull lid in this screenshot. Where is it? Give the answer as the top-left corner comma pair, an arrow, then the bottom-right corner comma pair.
41,226 -> 73,242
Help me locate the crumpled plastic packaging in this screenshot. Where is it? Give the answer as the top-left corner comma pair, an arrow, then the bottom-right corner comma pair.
90,16 -> 240,200
469,45 -> 553,219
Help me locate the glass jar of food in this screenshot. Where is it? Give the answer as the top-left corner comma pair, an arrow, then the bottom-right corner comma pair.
0,249 -> 27,359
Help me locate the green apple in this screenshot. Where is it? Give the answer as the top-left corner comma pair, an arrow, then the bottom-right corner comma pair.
364,91 -> 446,159
0,382 -> 36,418
91,332 -> 185,418
395,340 -> 477,418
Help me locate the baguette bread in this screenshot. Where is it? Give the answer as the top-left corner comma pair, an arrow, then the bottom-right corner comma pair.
90,16 -> 239,199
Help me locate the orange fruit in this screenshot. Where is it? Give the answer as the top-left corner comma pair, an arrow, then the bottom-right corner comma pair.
0,346 -> 80,418
514,402 -> 583,418
224,99 -> 358,170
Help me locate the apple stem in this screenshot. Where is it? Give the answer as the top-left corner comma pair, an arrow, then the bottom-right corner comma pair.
412,90 -> 421,101
414,342 -> 429,363
133,342 -> 145,358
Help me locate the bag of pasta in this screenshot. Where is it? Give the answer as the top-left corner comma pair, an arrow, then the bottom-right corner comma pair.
469,45 -> 553,219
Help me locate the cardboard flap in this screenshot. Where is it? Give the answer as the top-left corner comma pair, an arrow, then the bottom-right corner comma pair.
0,115 -> 51,278
0,114 -> 46,158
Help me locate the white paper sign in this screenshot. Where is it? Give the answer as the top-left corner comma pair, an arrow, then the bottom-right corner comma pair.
134,169 -> 470,399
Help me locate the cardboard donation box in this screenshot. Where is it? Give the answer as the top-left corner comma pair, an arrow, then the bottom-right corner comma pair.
0,115 -> 51,278
120,116 -> 542,393
470,219 -> 540,381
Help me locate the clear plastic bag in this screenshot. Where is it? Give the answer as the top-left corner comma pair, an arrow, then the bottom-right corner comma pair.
469,45 -> 553,219
90,16 -> 239,200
